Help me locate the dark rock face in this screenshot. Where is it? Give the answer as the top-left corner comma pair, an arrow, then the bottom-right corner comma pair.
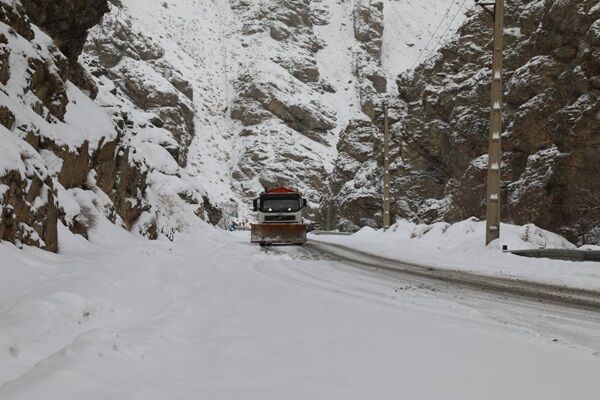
20,0 -> 109,58
329,0 -> 600,244
0,170 -> 58,252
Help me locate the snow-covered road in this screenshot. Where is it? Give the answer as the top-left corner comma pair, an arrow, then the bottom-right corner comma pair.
1,226 -> 600,399
306,240 -> 600,310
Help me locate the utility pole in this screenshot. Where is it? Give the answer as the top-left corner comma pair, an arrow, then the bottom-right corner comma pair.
326,201 -> 334,231
478,0 -> 504,245
383,102 -> 391,230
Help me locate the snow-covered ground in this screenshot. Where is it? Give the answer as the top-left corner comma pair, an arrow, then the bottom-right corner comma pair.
2,221 -> 600,399
313,218 -> 600,291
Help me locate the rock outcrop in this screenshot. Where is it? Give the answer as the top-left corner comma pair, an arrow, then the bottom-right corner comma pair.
83,6 -> 195,166
227,0 -> 339,213
328,0 -> 600,244
82,3 -> 222,238
20,0 -> 109,59
324,118 -> 384,230
0,0 -> 220,251
0,0 -> 114,251
322,0 -> 396,230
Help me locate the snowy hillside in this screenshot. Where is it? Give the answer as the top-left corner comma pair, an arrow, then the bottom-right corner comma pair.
3,0 -> 598,248
107,0 -> 469,223
0,0 -> 476,249
0,0 -> 223,252
327,0 -> 600,245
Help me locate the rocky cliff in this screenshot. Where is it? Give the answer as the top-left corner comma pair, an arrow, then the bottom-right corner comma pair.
227,0 -> 337,211
0,0 -> 220,251
328,0 -> 600,244
83,2 -> 223,237
0,0 -> 111,251
321,0 -> 394,230
227,0 -> 390,221
107,0 -> 462,226
4,0 -> 598,250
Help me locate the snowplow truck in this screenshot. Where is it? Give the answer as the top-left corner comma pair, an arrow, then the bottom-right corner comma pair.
251,187 -> 308,245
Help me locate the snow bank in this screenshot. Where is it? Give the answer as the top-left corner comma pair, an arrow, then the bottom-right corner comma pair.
385,217 -> 575,251
313,218 -> 600,291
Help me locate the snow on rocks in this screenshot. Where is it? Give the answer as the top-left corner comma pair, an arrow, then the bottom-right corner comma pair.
111,0 -> 456,223
83,5 -> 195,165
331,0 -> 600,245
225,0 -> 343,215
323,0 -> 469,231
82,2 -> 223,237
0,0 -> 221,251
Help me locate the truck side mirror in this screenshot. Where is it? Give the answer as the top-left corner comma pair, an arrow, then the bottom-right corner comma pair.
302,199 -> 307,208
253,199 -> 258,212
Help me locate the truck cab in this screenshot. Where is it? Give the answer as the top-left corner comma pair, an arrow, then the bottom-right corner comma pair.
251,187 -> 308,245
253,190 -> 307,224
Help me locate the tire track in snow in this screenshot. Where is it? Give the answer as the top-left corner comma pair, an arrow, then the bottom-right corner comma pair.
250,246 -> 541,341
251,243 -> 600,356
307,241 -> 600,311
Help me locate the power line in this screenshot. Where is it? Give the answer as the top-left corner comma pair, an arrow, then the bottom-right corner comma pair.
410,0 -> 458,71
428,0 -> 470,57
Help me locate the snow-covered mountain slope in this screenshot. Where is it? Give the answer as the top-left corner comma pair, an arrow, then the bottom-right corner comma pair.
0,0 -> 473,250
382,0 -> 472,87
18,0 -> 598,248
108,0 -> 467,223
328,0 -> 600,245
82,3 -> 223,238
0,0 -> 121,251
113,0 -> 240,209
0,0 -> 221,252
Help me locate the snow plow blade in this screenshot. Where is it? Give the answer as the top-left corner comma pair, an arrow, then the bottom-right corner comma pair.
251,224 -> 307,245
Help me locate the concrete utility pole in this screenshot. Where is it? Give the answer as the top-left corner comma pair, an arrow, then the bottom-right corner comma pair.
383,102 -> 391,230
478,0 -> 504,245
326,201 -> 334,232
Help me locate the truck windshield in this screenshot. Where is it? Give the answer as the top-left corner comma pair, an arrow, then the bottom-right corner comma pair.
261,198 -> 301,213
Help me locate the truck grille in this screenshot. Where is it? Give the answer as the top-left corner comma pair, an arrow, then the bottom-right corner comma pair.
265,215 -> 296,222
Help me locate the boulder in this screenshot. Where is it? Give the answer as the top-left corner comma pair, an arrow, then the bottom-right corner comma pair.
20,0 -> 109,58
